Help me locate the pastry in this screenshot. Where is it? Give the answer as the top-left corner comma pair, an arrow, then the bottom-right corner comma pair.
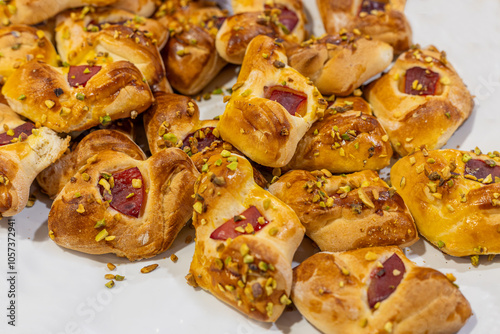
188,151 -> 305,321
316,0 -> 412,54
285,96 -> 393,173
155,0 -> 228,95
2,59 -> 153,133
48,148 -> 199,261
112,0 -> 157,17
216,0 -> 307,64
269,169 -> 418,252
37,128 -> 146,198
0,103 -> 70,216
365,45 -> 474,156
292,246 -> 472,334
217,35 -> 327,167
287,31 -> 393,96
55,7 -> 169,92
391,148 -> 500,257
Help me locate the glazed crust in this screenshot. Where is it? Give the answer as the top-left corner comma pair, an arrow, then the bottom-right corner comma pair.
316,0 -> 412,54
112,0 -> 157,17
2,60 -> 153,133
292,247 -> 472,334
189,152 -> 305,322
37,129 -> 146,198
285,96 -> 392,173
48,148 -> 199,261
155,0 -> 227,95
391,148 -> 500,257
365,46 -> 474,156
269,169 -> 418,252
55,8 -> 169,92
217,35 -> 327,167
287,32 -> 393,96
0,104 -> 70,216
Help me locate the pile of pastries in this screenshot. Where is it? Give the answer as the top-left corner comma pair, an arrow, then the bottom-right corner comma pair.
2,0 -> 496,332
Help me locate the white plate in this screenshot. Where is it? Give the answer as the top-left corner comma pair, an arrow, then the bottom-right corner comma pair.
2,1 -> 500,333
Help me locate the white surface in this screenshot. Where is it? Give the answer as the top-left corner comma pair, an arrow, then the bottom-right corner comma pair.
2,1 -> 500,333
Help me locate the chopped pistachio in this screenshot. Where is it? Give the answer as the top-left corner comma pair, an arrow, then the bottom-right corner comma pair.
95,229 -> 108,242
140,264 -> 159,273
105,280 -> 115,288
94,219 -> 106,228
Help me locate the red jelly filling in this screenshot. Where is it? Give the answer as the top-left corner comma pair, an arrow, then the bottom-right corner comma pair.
404,67 -> 440,96
99,167 -> 144,218
360,0 -> 387,14
264,4 -> 299,33
0,123 -> 35,146
68,65 -> 102,88
264,86 -> 307,117
182,127 -> 217,153
210,206 -> 269,240
367,253 -> 406,309
465,159 -> 500,181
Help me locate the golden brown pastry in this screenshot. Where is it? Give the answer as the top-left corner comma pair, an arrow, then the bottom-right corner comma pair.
269,169 -> 418,252
292,246 -> 472,334
0,25 -> 58,82
391,148 -> 500,257
365,46 -> 474,157
2,60 -> 153,133
37,129 -> 146,198
316,0 -> 412,54
216,0 -> 307,64
188,151 -> 305,322
55,7 -> 169,92
285,96 -> 393,173
217,35 -> 327,167
112,0 -> 156,17
0,104 -> 70,217
287,32 -> 393,96
48,148 -> 199,261
154,0 -> 228,95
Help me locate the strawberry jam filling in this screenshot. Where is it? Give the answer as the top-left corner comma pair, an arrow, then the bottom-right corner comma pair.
98,167 -> 144,218
464,159 -> 500,181
182,127 -> 217,154
360,0 -> 388,14
264,86 -> 307,117
210,206 -> 269,240
264,4 -> 299,33
68,65 -> 102,88
404,67 -> 440,96
367,253 -> 406,309
0,123 -> 34,146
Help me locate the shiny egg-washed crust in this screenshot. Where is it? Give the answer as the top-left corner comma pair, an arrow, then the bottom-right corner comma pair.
143,92 -> 268,188
48,148 -> 199,261
391,149 -> 500,257
0,25 -> 58,81
37,129 -> 146,198
112,0 -> 157,17
269,169 -> 418,252
155,0 -> 228,95
217,35 -> 327,167
316,0 -> 412,55
189,152 -> 305,322
292,247 -> 472,334
55,8 -> 169,92
2,60 -> 153,133
216,0 -> 307,64
365,46 -> 474,157
287,32 -> 393,96
0,104 -> 70,216
284,96 -> 392,173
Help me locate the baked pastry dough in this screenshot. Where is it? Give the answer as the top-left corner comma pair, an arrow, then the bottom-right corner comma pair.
292,246 -> 472,334
269,169 -> 418,252
0,104 -> 70,216
217,35 -> 327,167
48,148 -> 199,261
285,96 -> 393,173
155,0 -> 228,95
391,148 -> 500,257
2,59 -> 153,133
112,0 -> 156,17
55,7 -> 169,92
0,25 -> 58,82
37,129 -> 146,198
216,0 -> 307,64
188,151 -> 305,322
316,0 -> 412,54
365,46 -> 474,156
287,32 -> 393,96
